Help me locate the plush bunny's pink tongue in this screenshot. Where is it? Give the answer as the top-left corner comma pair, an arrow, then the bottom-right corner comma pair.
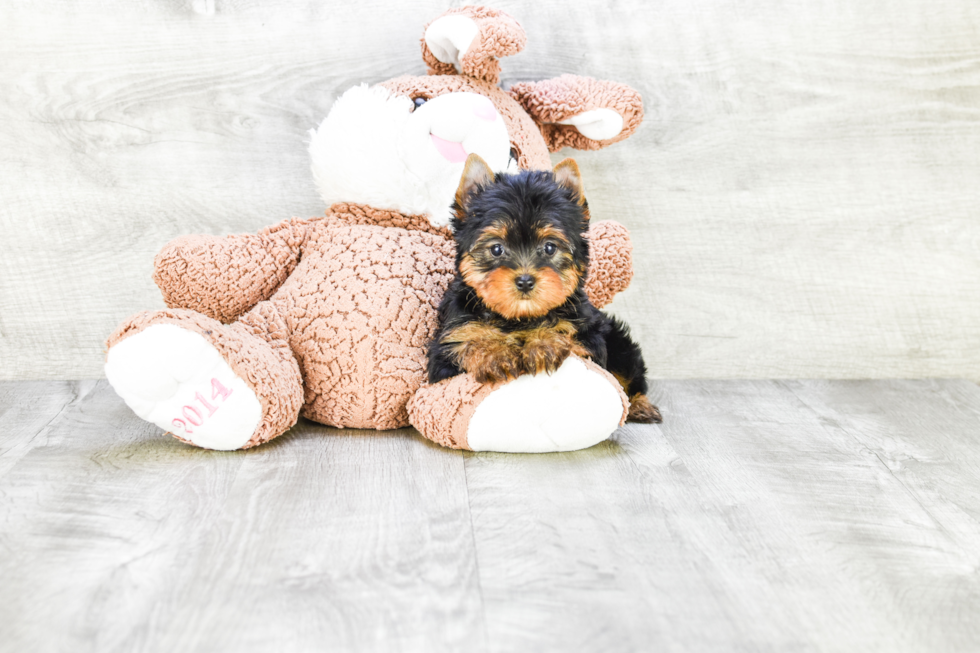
430,134 -> 467,163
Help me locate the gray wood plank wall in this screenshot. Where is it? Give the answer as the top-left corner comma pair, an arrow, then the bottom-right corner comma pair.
1,0 -> 978,380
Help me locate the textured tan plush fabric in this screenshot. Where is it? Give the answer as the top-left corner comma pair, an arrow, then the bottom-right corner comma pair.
408,356 -> 630,450
144,216 -> 456,431
584,220 -> 634,309
105,308 -> 304,448
509,75 -> 645,152
154,218 -> 315,325
147,216 -> 630,433
421,6 -> 527,85
107,5 -> 643,448
328,202 -> 452,238
283,220 -> 456,429
407,373 -> 492,450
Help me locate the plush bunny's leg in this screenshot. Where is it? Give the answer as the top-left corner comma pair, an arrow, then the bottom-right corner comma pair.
408,356 -> 629,453
105,304 -> 303,450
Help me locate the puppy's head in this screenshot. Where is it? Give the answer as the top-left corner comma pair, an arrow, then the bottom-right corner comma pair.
451,154 -> 590,320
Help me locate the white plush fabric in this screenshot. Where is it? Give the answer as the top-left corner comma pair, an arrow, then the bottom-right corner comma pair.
465,358 -> 624,453
424,14 -> 479,73
310,85 -> 514,228
104,325 -> 261,451
559,108 -> 625,141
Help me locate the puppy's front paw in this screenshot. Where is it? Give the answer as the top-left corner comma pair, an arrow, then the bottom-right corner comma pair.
466,347 -> 523,385
520,325 -> 590,375
445,323 -> 524,385
521,339 -> 568,375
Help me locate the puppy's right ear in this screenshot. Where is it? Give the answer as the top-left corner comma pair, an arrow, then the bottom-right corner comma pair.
553,158 -> 586,206
455,153 -> 495,217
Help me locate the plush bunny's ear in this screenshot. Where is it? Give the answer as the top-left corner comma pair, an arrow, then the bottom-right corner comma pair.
422,6 -> 526,85
557,110 -> 624,142
509,75 -> 644,152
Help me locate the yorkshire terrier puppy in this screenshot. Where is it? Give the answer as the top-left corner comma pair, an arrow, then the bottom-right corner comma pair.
427,153 -> 662,424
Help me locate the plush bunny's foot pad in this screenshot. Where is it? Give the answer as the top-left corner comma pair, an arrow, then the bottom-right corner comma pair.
409,356 -> 629,453
105,309 -> 304,450
105,325 -> 261,450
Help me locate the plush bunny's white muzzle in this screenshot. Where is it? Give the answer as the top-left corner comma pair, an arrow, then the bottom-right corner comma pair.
310,85 -> 514,229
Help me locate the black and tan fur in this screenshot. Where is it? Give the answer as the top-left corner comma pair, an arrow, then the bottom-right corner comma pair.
427,154 -> 661,424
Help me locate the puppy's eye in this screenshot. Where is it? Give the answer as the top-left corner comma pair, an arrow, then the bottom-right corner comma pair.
489,244 -> 504,257
412,97 -> 427,111
543,242 -> 557,256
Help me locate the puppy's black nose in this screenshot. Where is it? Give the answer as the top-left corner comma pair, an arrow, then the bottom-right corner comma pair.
515,274 -> 536,293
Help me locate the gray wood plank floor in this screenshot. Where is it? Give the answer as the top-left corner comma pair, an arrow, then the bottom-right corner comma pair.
2,379 -> 979,652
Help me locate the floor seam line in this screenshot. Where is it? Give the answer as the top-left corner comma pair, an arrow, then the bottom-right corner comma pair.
460,451 -> 491,652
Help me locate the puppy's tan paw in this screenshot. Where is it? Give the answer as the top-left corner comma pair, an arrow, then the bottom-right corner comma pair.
519,324 -> 590,375
627,394 -> 662,424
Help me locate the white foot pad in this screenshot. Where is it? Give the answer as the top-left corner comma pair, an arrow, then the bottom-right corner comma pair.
466,357 -> 624,453
105,324 -> 262,450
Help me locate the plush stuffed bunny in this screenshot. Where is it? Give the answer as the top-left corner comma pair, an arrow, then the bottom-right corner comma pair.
104,6 -> 645,453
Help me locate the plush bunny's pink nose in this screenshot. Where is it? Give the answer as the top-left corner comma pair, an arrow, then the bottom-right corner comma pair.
474,98 -> 498,121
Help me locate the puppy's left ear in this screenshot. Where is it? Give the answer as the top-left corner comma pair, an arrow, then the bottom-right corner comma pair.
455,153 -> 495,217
553,158 -> 586,208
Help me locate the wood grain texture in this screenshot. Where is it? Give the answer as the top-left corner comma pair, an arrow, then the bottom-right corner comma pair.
781,379 -> 980,652
1,0 -> 979,379
464,378 -> 980,652
625,380 -> 980,652
0,381 -> 483,653
0,380 -> 91,477
3,379 -> 980,651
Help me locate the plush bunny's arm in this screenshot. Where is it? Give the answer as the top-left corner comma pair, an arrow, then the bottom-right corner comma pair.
153,217 -> 312,324
510,75 -> 644,152
422,6 -> 526,84
584,220 -> 634,308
